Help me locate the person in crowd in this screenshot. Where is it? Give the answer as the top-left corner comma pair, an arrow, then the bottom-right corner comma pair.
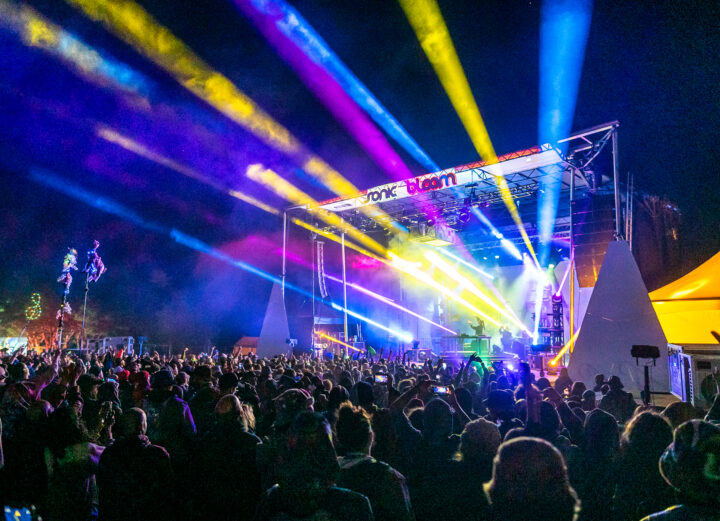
599,376 -> 636,424
484,389 -> 522,439
577,409 -> 618,521
256,388 -> 314,490
156,393 -> 196,484
335,404 -> 414,521
0,400 -> 52,508
144,369 -> 175,440
484,437 -> 580,521
614,411 -> 674,520
642,420 -> 720,520
554,367 -> 573,395
581,389 -> 596,411
662,400 -> 703,429
188,365 -> 220,436
193,395 -> 261,521
456,418 -> 502,484
44,402 -> 104,521
97,408 -> 172,521
254,411 -> 374,521
593,374 -> 606,392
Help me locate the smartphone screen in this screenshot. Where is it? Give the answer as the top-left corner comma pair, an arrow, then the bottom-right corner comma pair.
4,506 -> 32,521
374,374 -> 388,383
433,385 -> 450,394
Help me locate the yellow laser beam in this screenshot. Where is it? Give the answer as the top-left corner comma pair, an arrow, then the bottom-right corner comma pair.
247,164 -> 386,256
398,0 -> 538,265
290,218 -> 387,263
66,0 -> 397,229
388,251 -> 500,327
97,127 -> 280,215
549,328 -> 581,366
317,332 -> 361,352
424,250 -> 530,334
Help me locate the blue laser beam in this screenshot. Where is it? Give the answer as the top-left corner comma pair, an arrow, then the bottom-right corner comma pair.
236,0 -> 439,173
537,0 -> 592,266
29,168 -> 412,342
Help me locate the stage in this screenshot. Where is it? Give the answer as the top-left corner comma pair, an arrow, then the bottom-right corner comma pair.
277,122 -> 627,372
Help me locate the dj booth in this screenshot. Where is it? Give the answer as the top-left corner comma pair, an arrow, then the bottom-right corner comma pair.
442,335 -> 492,357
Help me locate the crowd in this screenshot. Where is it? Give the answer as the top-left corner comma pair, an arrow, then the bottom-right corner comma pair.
1,347 -> 719,521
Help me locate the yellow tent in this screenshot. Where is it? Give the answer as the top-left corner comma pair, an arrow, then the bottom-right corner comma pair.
649,251 -> 720,344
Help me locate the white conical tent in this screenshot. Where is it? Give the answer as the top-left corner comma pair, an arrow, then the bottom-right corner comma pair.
568,241 -> 669,392
257,282 -> 291,358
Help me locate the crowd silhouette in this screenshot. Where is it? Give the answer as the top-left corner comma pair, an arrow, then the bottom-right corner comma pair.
1,347 -> 719,521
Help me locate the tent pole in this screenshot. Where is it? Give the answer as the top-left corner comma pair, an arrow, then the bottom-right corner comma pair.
281,210 -> 287,297
569,166 -> 576,356
612,127 -> 623,240
341,232 -> 348,344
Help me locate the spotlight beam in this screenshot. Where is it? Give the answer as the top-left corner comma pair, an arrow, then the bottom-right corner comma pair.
424,251 -> 530,334
549,328 -> 581,366
435,247 -> 494,280
65,0 -> 396,228
97,127 -> 280,216
398,0 -> 539,265
233,0 -> 439,173
246,164 -> 386,256
325,274 -> 456,334
538,0 -> 592,265
234,0 -> 425,182
388,252 -> 501,327
316,332 -> 361,352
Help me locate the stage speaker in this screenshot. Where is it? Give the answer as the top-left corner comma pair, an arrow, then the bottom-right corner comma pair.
572,194 -> 616,287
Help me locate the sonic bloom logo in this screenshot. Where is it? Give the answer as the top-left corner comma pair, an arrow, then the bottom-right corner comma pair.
360,172 -> 458,204
405,172 -> 457,195
363,184 -> 398,202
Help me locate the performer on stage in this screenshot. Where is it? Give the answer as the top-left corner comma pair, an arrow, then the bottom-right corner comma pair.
468,316 -> 485,336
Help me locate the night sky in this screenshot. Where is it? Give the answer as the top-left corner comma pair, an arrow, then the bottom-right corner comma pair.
0,0 -> 718,347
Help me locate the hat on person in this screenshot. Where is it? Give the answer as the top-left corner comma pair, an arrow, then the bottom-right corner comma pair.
219,372 -> 239,391
129,370 -> 150,387
484,389 -> 515,412
582,389 -> 595,401
151,369 -> 174,389
660,420 -> 720,501
461,417 -> 502,461
535,377 -> 552,390
274,388 -> 314,427
607,375 -> 624,390
77,373 -> 103,392
193,365 -> 212,380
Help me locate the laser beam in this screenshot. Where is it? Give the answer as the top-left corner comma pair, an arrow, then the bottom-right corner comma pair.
326,274 -> 456,334
538,0 -> 592,265
424,251 -> 530,334
29,168 -> 410,344
398,0 -> 539,265
233,0 -> 439,173
316,331 -> 361,352
65,0 -> 397,229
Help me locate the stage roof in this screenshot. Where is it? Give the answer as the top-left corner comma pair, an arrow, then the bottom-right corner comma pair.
301,122 -> 619,254
650,251 -> 720,345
